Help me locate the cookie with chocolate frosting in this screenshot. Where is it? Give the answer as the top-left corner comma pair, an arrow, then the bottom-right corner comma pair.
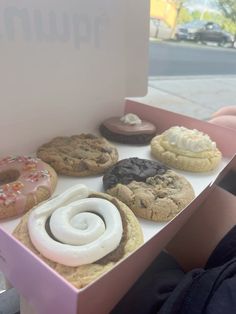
151,126 -> 222,172
99,113 -> 157,144
103,157 -> 195,222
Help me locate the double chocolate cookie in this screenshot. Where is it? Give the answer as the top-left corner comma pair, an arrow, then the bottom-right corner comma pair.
99,113 -> 157,144
37,134 -> 119,176
103,157 -> 195,222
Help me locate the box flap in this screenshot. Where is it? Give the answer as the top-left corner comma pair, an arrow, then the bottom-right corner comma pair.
0,0 -> 149,154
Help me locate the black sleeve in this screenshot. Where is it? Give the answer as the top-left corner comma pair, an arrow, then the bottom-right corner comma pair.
111,251 -> 185,314
159,225 -> 236,314
206,225 -> 236,269
111,226 -> 236,314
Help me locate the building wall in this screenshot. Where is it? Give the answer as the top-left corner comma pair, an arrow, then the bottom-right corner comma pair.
150,0 -> 177,28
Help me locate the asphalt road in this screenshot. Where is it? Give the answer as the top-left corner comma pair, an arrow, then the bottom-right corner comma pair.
149,41 -> 236,77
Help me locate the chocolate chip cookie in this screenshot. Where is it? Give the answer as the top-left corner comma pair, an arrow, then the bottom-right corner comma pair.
37,134 -> 119,176
103,157 -> 195,222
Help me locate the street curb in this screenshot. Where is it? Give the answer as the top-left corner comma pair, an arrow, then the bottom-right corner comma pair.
148,75 -> 236,81
149,38 -> 236,52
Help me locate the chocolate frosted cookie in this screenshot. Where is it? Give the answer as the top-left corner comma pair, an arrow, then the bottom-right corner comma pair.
103,157 -> 195,222
99,113 -> 157,144
37,134 -> 119,176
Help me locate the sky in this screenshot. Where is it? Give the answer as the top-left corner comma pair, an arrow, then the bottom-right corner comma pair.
185,0 -> 219,12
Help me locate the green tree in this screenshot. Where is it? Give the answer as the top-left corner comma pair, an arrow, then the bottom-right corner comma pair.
217,0 -> 236,34
217,0 -> 236,24
170,0 -> 188,37
191,10 -> 201,20
178,7 -> 192,24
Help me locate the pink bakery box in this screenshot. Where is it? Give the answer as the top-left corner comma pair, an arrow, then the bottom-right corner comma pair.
166,155 -> 236,272
1,100 -> 236,314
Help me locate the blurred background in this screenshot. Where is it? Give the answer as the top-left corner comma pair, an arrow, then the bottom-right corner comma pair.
148,0 -> 236,76
150,0 -> 236,43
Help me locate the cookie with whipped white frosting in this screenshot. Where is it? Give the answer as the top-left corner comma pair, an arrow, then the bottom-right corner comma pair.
151,126 -> 222,172
99,113 -> 157,144
13,184 -> 143,289
103,158 -> 195,222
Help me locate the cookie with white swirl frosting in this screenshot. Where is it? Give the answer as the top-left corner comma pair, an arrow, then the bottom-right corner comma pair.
151,126 -> 222,172
99,113 -> 157,144
13,184 -> 143,289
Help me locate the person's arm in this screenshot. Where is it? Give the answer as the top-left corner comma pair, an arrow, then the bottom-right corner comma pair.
208,106 -> 236,130
211,106 -> 236,117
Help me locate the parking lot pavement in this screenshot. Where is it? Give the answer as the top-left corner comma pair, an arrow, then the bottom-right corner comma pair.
131,75 -> 236,121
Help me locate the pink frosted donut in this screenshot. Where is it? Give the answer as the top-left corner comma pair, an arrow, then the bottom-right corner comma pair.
0,156 -> 57,220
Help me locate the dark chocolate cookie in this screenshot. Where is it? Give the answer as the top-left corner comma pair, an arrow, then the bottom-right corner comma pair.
103,157 -> 168,190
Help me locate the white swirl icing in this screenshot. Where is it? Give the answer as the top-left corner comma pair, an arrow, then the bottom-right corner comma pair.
163,126 -> 216,152
120,113 -> 142,125
28,184 -> 123,266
